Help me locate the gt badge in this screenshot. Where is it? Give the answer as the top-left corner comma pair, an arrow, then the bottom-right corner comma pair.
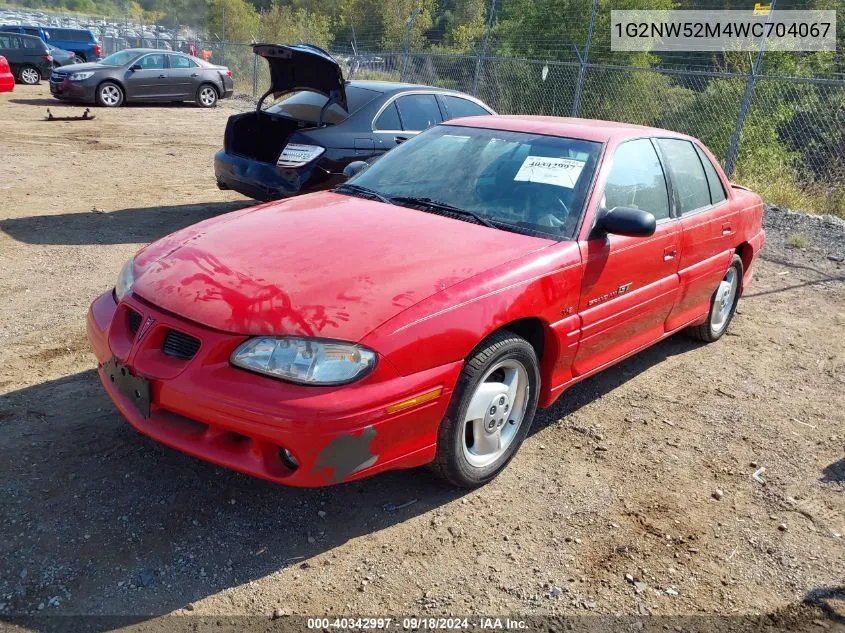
587,282 -> 633,307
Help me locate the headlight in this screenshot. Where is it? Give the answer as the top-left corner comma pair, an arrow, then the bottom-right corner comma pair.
231,337 -> 377,385
69,71 -> 95,80
276,143 -> 325,168
114,256 -> 135,301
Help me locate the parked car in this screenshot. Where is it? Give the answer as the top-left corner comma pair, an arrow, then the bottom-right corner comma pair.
215,43 -> 495,201
87,116 -> 766,488
0,25 -> 100,62
0,55 -> 14,92
49,48 -> 233,108
46,43 -> 76,67
0,32 -> 52,84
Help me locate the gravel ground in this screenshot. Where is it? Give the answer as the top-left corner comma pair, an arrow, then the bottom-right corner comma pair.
0,84 -> 843,633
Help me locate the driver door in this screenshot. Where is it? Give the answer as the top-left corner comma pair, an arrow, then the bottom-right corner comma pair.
124,53 -> 170,99
573,137 -> 680,377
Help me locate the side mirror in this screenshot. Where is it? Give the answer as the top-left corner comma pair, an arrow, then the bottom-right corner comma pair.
342,160 -> 369,179
129,63 -> 142,71
596,206 -> 657,237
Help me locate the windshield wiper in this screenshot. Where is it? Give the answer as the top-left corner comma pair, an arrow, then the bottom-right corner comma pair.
334,183 -> 392,205
391,196 -> 498,229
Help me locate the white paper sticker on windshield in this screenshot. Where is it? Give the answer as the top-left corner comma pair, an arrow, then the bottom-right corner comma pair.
513,156 -> 586,188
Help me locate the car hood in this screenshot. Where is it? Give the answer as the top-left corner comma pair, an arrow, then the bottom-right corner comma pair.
132,192 -> 554,341
55,61 -> 101,72
253,43 -> 347,111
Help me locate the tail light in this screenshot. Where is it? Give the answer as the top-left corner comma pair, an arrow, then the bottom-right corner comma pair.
94,44 -> 102,57
226,69 -> 232,78
41,53 -> 53,62
277,143 -> 325,168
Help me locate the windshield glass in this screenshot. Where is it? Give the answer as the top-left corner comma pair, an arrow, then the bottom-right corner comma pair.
346,125 -> 602,240
100,50 -> 139,66
265,85 -> 380,125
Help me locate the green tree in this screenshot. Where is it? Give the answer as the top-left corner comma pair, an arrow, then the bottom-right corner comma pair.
206,0 -> 259,41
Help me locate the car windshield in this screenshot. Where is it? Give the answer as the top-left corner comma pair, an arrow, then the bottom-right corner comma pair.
264,85 -> 380,125
345,125 -> 602,240
100,50 -> 139,66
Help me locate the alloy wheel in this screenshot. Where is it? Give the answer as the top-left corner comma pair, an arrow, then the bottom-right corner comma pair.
100,85 -> 121,106
460,359 -> 530,468
711,266 -> 738,336
20,67 -> 39,84
199,86 -> 216,106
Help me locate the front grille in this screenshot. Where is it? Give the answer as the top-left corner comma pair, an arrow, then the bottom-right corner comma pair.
162,329 -> 201,360
127,309 -> 142,336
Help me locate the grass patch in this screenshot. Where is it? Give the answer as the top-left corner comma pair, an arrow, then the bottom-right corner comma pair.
786,233 -> 810,249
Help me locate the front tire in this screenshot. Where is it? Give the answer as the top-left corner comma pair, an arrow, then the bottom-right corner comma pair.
196,84 -> 218,108
430,330 -> 540,488
19,65 -> 40,85
687,254 -> 743,342
96,81 -> 124,107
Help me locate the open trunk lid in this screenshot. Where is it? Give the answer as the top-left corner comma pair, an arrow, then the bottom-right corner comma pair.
253,43 -> 347,112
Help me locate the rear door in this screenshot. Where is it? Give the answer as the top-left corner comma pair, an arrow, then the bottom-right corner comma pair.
573,137 -> 680,377
658,138 -> 737,330
125,52 -> 170,99
166,53 -> 201,98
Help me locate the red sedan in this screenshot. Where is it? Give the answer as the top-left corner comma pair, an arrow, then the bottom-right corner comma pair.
87,116 -> 765,488
0,56 -> 14,93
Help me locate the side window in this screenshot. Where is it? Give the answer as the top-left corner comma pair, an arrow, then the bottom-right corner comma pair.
23,28 -> 39,37
7,35 -> 21,49
135,54 -> 166,70
374,102 -> 401,131
656,138 -> 712,214
694,144 -> 727,205
0,35 -> 11,49
603,138 -> 671,221
442,95 -> 489,120
22,37 -> 38,49
395,93 -> 442,131
170,55 -> 197,69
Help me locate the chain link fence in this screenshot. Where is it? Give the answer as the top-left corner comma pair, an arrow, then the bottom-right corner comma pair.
2,1 -> 842,215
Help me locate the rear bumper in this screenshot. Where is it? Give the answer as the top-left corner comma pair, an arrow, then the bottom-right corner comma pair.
86,291 -> 461,486
214,149 -> 299,201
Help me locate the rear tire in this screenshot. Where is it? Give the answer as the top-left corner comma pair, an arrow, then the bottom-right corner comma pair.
73,55 -> 85,64
430,330 -> 540,488
686,254 -> 743,342
19,65 -> 40,85
96,81 -> 124,107
196,84 -> 218,108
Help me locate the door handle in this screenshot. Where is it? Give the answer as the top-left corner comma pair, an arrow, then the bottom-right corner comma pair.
191,73 -> 198,77
722,223 -> 734,236
157,74 -> 166,79
394,135 -> 409,144
663,246 -> 677,262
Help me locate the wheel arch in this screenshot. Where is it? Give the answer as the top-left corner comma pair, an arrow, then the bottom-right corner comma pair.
198,81 -> 220,96
97,77 -> 125,94
735,242 -> 753,292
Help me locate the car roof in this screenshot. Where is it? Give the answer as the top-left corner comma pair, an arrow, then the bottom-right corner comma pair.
346,79 -> 474,96
449,115 -> 695,143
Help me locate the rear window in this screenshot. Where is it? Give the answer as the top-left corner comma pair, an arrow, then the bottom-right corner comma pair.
265,85 -> 380,124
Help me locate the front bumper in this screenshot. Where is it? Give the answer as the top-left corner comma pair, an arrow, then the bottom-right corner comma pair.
49,77 -> 95,102
86,291 -> 461,487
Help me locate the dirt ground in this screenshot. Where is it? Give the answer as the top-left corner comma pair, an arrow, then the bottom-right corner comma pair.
0,84 -> 843,631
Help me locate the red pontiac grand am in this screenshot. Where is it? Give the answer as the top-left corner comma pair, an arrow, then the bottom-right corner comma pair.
87,116 -> 765,488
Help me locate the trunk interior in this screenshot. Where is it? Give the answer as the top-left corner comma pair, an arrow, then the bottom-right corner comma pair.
225,111 -> 313,164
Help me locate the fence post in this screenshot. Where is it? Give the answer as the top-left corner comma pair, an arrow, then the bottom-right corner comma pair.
402,8 -> 422,81
471,0 -> 498,97
252,51 -> 258,98
570,0 -> 598,118
724,0 -> 775,176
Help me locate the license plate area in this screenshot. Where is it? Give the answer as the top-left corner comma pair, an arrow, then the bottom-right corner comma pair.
103,357 -> 150,418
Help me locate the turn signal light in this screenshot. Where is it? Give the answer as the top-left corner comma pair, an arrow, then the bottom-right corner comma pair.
385,388 -> 443,414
